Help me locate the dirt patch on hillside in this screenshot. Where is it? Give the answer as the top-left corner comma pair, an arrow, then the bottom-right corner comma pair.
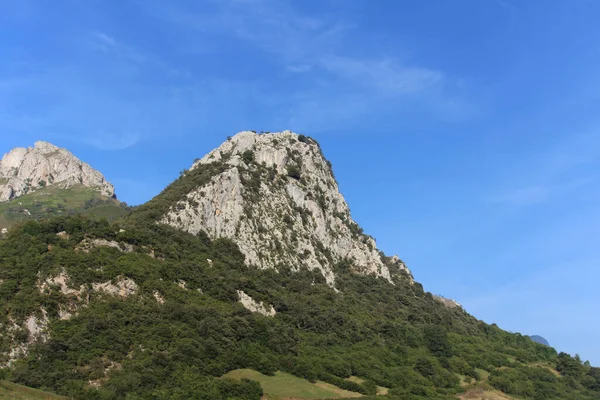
458,386 -> 516,400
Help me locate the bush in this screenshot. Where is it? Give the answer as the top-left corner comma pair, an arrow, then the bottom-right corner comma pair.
242,150 -> 255,164
286,165 -> 301,180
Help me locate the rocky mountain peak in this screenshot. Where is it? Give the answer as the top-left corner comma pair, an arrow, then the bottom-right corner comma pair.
33,141 -> 61,153
0,141 -> 115,201
161,130 -> 411,285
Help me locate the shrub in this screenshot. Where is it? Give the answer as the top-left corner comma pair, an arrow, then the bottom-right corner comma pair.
286,165 -> 301,180
242,150 -> 255,164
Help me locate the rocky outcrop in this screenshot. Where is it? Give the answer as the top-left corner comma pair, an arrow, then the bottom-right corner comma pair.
76,238 -> 134,253
37,272 -> 139,321
0,310 -> 49,367
161,130 -> 412,285
92,277 -> 138,298
0,141 -> 115,201
237,291 -> 276,317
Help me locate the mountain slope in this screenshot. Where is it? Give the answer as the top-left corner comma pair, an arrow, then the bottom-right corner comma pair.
0,142 -> 126,232
0,133 -> 599,400
150,130 -> 410,286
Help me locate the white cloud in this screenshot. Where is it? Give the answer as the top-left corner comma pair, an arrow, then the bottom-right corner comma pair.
490,132 -> 600,206
153,1 -> 445,94
141,0 -> 469,130
492,185 -> 551,205
320,56 -> 443,96
492,178 -> 595,206
286,64 -> 313,73
93,32 -> 118,49
85,131 -> 141,151
89,31 -> 148,65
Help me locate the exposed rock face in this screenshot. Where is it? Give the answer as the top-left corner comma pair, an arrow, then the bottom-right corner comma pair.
0,141 -> 115,201
37,271 -> 139,321
237,291 -> 276,317
76,238 -> 134,253
0,311 -> 49,367
92,277 -> 138,298
161,130 -> 412,285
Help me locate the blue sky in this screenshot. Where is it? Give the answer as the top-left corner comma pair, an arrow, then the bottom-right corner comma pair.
2,0 -> 600,364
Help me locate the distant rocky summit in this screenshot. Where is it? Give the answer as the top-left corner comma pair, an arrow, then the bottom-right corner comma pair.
160,130 -> 411,286
530,335 -> 550,346
0,141 -> 115,201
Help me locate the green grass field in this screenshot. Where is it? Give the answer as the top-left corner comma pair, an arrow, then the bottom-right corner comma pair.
0,381 -> 67,400
223,369 -> 362,399
0,185 -> 129,229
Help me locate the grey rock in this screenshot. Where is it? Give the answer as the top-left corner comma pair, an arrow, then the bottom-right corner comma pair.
162,130 -> 412,285
0,141 -> 115,201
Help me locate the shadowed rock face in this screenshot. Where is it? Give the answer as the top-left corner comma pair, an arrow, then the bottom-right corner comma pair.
0,141 -> 115,201
161,130 -> 411,286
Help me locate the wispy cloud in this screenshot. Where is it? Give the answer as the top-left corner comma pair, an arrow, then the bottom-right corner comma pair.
494,0 -> 517,12
93,32 -> 118,49
286,64 -> 313,73
159,0 -> 345,63
1,0 -> 471,155
160,0 -> 437,89
492,184 -> 551,206
490,131 -> 600,206
88,31 -> 190,79
492,177 -> 595,206
85,130 -> 141,151
320,56 -> 443,96
144,0 -> 467,128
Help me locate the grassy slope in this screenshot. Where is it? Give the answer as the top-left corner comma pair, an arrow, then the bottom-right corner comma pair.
223,369 -> 362,399
224,369 -> 515,400
0,185 -> 128,229
457,368 -> 517,400
0,381 -> 67,400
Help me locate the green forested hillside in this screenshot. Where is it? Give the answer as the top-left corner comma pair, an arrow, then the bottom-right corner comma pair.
0,215 -> 598,399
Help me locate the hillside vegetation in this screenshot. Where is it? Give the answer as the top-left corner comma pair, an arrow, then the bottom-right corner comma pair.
0,214 -> 598,399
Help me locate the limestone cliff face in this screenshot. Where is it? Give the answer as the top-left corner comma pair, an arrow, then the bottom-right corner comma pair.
0,141 -> 115,201
161,131 -> 411,285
